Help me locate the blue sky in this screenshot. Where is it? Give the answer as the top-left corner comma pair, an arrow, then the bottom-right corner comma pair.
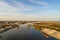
0,0 -> 60,21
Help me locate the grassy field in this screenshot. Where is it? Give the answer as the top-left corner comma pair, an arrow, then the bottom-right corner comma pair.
34,21 -> 60,32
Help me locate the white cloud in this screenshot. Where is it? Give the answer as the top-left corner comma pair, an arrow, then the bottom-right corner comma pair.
12,1 -> 34,11
0,0 -> 54,21
0,1 -> 38,21
29,0 -> 47,5
28,0 -> 49,8
0,0 -> 33,12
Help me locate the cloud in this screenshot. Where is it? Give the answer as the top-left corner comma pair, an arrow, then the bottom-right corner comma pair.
29,0 -> 47,5
28,0 -> 49,8
0,0 -> 52,21
0,0 -> 33,12
11,1 -> 34,11
0,12 -> 37,21
0,0 -> 37,21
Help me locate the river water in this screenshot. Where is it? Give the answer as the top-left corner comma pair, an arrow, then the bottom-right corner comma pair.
0,24 -> 57,40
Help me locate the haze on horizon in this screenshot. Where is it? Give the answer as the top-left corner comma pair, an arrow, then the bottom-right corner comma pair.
0,0 -> 60,21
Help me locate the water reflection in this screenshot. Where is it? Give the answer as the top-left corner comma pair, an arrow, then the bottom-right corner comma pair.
0,24 -> 57,40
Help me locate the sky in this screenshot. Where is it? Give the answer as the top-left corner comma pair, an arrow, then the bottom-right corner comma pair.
0,0 -> 60,21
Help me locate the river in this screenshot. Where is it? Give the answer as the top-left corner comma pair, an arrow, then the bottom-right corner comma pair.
0,24 -> 57,40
